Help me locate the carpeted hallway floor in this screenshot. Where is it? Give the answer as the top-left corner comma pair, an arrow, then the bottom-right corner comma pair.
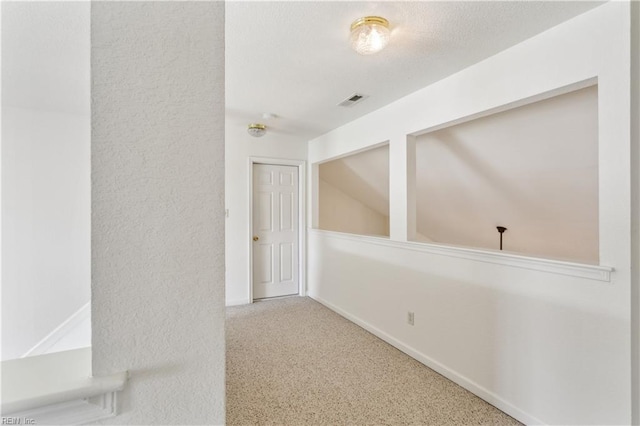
226,297 -> 521,425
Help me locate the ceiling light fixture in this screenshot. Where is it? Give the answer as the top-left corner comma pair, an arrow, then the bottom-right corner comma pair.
350,16 -> 390,55
247,123 -> 267,137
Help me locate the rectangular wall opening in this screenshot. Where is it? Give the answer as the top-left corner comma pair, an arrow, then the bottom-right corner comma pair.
318,144 -> 390,237
411,85 -> 599,264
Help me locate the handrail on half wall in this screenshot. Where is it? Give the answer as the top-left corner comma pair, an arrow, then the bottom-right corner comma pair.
1,347 -> 127,416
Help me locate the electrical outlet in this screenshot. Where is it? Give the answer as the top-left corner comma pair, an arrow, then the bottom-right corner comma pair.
407,311 -> 415,326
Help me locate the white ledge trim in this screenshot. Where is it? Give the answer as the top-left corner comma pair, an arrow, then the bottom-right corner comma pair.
309,229 -> 613,282
2,371 -> 128,415
1,348 -> 127,415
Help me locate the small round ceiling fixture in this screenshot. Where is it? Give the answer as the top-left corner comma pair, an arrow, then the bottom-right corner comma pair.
350,16 -> 390,55
247,123 -> 266,137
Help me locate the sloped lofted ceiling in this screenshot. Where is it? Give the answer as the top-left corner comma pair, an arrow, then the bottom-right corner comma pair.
414,86 -> 599,263
318,86 -> 599,264
319,145 -> 389,217
226,1 -> 603,143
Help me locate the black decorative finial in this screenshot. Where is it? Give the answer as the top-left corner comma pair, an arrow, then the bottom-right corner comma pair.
496,226 -> 507,250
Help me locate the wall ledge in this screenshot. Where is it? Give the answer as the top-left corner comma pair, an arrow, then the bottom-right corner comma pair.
309,229 -> 613,282
1,348 -> 127,424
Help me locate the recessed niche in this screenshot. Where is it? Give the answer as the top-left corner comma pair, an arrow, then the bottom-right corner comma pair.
411,85 -> 599,264
319,144 -> 390,237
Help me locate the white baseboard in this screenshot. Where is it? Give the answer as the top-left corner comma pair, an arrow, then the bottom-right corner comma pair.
309,294 -> 545,426
226,298 -> 251,307
22,302 -> 90,358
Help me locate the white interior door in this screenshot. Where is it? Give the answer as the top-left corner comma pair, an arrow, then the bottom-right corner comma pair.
252,164 -> 299,300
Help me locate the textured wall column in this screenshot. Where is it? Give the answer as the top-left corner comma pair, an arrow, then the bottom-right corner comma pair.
630,2 -> 640,423
91,2 -> 225,424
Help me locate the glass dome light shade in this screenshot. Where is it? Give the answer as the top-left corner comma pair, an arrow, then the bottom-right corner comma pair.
247,123 -> 267,137
350,16 -> 390,55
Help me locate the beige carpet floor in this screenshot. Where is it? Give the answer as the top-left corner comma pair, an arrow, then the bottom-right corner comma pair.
226,296 -> 521,426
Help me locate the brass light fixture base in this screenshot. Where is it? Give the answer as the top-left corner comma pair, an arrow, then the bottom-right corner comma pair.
350,16 -> 389,32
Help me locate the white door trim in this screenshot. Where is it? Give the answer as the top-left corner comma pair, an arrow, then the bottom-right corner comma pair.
248,157 -> 306,302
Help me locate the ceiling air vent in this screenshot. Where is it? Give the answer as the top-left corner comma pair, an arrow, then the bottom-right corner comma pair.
338,93 -> 369,107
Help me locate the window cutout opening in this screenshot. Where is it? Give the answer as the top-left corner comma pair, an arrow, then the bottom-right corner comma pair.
411,85 -> 599,264
318,144 -> 390,237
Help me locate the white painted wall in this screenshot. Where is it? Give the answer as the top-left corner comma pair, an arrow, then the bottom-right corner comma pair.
414,86 -> 598,263
1,108 -> 90,361
1,2 -> 90,361
319,179 -> 389,237
91,3 -> 225,424
225,122 -> 307,306
308,3 -> 633,425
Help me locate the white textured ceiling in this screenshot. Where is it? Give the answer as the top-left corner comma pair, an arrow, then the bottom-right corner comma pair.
2,2 -> 602,127
226,1 -> 602,142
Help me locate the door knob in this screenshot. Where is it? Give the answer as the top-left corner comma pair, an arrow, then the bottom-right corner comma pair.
253,236 -> 259,241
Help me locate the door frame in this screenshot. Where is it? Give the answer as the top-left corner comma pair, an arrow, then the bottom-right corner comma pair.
248,157 -> 306,302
